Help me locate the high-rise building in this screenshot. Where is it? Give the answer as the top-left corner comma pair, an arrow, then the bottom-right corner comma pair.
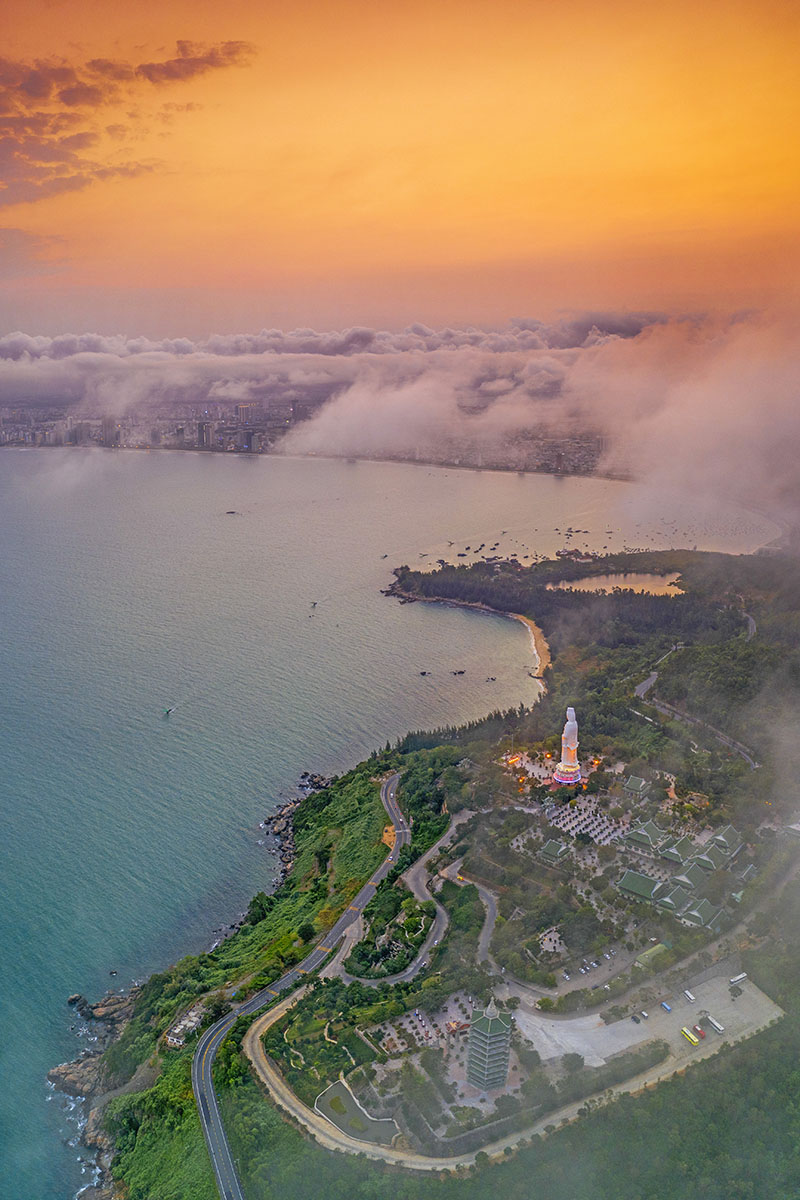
198,420 -> 215,449
236,403 -> 258,425
466,999 -> 511,1090
101,415 -> 119,447
553,706 -> 582,785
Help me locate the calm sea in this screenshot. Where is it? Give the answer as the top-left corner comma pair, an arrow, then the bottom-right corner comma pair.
0,450 -> 776,1199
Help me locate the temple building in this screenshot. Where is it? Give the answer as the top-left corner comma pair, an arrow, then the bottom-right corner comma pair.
553,706 -> 582,785
467,999 -> 511,1090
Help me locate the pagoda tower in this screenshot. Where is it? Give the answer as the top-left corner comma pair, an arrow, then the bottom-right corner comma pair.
466,998 -> 511,1090
553,706 -> 582,785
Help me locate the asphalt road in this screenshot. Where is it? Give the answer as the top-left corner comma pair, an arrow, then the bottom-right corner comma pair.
192,771 -> 406,1200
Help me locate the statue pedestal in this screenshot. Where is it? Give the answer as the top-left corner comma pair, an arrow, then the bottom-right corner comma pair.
553,762 -> 582,785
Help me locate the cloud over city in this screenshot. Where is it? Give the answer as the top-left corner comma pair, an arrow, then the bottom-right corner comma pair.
1,312 -> 799,526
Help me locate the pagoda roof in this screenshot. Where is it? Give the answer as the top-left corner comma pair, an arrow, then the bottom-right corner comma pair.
656,884 -> 691,912
712,824 -> 743,855
694,844 -> 728,871
625,820 -> 666,849
470,1002 -> 511,1035
659,835 -> 697,864
682,899 -> 724,929
672,861 -> 709,892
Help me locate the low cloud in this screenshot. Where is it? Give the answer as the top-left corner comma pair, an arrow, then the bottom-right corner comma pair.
1,313 -> 797,528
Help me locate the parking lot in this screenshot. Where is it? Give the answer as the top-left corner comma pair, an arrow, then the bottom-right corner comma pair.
513,972 -> 783,1068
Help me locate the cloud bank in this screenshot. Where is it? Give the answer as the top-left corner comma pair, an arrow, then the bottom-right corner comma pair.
1,312 -> 797,528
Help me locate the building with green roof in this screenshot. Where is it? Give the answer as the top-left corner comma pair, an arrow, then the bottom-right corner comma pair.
467,999 -> 511,1090
656,884 -> 692,913
625,820 -> 666,852
539,839 -> 569,867
635,942 -> 668,968
659,835 -> 697,865
712,824 -> 743,858
618,869 -> 661,902
682,898 -> 724,931
694,844 -> 728,872
672,861 -> 709,893
624,776 -> 651,799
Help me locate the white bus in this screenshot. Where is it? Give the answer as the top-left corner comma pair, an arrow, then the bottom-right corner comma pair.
707,1016 -> 725,1033
729,973 -> 748,985
683,989 -> 696,1002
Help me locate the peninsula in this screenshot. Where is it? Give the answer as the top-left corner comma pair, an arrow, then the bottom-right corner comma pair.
52,547 -> 800,1200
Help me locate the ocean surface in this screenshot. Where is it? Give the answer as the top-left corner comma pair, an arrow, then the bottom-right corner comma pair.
0,450 -> 777,1200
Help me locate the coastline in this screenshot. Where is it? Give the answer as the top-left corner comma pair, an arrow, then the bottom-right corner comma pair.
47,788 -> 311,1199
387,585 -> 550,681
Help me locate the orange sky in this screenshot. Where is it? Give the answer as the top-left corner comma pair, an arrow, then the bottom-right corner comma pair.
2,0 -> 799,333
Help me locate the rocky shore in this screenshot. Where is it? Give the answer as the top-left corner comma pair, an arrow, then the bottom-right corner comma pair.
48,989 -> 141,1200
260,774 -> 331,886
49,772 -> 331,1196
261,796 -> 301,884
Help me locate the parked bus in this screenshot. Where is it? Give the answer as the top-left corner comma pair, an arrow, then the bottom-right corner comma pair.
681,1026 -> 700,1045
729,973 -> 748,985
707,1016 -> 725,1033
661,1001 -> 672,1011
683,989 -> 696,1002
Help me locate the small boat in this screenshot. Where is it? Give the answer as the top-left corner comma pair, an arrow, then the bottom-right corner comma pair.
164,707 -> 174,717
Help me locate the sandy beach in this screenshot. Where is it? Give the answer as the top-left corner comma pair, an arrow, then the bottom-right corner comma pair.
508,611 -> 551,677
389,585 -> 550,682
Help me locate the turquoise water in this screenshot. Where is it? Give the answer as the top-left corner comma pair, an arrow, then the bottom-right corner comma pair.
0,451 -> 775,1199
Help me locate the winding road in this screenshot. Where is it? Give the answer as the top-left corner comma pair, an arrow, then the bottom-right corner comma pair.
192,772 -> 407,1200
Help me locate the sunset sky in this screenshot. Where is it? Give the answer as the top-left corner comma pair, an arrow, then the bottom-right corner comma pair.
2,0 -> 799,334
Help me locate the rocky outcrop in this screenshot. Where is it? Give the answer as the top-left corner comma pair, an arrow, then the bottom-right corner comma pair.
48,1052 -> 109,1098
261,796 -> 302,883
83,1105 -> 116,1179
50,987 -> 141,1198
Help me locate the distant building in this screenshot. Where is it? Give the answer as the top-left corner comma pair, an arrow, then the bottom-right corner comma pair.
467,999 -> 511,1090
